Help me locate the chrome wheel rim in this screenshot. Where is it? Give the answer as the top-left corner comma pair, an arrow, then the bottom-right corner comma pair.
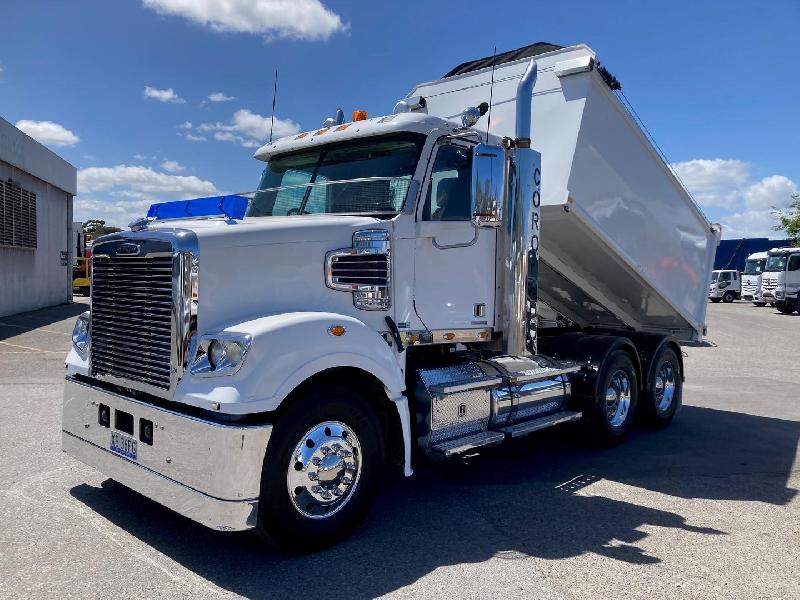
286,421 -> 362,519
606,369 -> 632,428
655,361 -> 676,414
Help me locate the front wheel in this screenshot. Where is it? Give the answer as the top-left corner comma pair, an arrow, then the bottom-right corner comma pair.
753,301 -> 766,307
255,385 -> 384,552
722,291 -> 735,303
775,300 -> 795,314
710,298 -> 721,303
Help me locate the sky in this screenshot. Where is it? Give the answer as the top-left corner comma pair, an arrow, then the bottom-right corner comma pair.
1,0 -> 798,237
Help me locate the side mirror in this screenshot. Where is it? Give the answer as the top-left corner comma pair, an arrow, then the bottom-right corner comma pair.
471,143 -> 505,226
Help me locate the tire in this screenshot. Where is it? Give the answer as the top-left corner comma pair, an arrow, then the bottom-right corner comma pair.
710,298 -> 721,303
584,350 -> 638,445
775,301 -> 794,314
722,291 -> 735,303
640,347 -> 682,428
753,302 -> 766,307
254,384 -> 384,552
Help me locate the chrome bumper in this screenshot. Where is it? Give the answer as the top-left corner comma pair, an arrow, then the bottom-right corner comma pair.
62,377 -> 272,531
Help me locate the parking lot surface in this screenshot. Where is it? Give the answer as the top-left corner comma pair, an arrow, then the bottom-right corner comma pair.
1,299 -> 798,599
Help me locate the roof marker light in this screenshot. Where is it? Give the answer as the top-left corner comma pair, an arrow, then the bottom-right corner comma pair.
353,110 -> 368,122
295,132 -> 309,140
335,123 -> 351,132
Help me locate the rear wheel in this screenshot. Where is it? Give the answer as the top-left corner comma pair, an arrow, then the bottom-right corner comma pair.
775,300 -> 795,314
585,350 -> 638,445
255,385 -> 384,552
640,347 -> 682,428
722,291 -> 735,303
710,298 -> 721,303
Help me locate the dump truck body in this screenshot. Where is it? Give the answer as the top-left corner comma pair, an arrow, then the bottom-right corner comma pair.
409,43 -> 719,341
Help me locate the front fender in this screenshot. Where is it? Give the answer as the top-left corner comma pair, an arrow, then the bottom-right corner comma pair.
175,312 -> 404,415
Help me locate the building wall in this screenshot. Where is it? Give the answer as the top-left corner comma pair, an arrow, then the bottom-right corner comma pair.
0,160 -> 73,317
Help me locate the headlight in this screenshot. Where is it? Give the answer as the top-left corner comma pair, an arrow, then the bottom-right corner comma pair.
190,333 -> 250,377
72,312 -> 91,355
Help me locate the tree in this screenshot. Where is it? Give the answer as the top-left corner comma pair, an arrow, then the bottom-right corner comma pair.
82,219 -> 122,238
773,193 -> 800,246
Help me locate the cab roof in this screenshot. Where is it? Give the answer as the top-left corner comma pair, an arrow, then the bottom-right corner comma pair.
253,113 -> 456,162
768,247 -> 800,255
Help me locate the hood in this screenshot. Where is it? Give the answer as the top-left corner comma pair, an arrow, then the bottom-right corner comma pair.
101,215 -> 391,335
193,216 -> 389,334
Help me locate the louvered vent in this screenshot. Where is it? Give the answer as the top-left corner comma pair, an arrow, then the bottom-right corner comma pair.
329,253 -> 390,287
90,254 -> 174,389
0,182 -> 36,248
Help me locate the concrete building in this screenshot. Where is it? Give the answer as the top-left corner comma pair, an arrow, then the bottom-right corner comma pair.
0,117 -> 77,317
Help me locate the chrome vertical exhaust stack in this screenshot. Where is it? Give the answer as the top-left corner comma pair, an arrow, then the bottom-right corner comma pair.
503,60 -> 541,357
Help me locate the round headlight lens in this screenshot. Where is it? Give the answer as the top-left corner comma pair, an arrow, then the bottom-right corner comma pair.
208,339 -> 226,368
223,340 -> 243,365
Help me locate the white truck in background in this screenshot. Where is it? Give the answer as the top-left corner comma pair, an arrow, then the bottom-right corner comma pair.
709,269 -> 740,303
740,252 -> 768,305
762,247 -> 800,314
62,42 -> 719,551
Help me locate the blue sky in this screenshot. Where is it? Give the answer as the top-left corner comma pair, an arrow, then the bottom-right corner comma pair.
1,0 -> 798,236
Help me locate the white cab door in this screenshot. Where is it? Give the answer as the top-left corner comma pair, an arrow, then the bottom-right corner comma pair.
413,143 -> 496,330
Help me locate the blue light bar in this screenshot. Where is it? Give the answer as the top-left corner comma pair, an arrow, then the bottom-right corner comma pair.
146,195 -> 248,221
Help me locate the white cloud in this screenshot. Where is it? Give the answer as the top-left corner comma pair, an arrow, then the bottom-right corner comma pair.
15,120 -> 80,147
143,85 -> 185,104
672,158 -> 798,239
178,121 -> 193,129
184,132 -> 207,142
76,164 -> 219,227
142,0 -> 346,41
83,153 -> 96,161
197,108 -> 300,148
671,159 -> 750,209
207,92 -> 235,102
160,159 -> 185,172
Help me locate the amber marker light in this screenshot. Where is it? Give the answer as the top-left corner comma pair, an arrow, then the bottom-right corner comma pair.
328,325 -> 347,337
353,110 -> 368,121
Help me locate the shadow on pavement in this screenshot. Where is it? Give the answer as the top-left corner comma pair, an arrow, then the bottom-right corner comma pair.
70,405 -> 798,599
0,300 -> 88,341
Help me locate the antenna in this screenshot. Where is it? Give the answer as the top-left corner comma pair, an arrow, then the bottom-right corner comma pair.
485,46 -> 497,143
269,69 -> 278,143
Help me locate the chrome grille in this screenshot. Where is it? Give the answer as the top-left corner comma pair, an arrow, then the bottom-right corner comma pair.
329,253 -> 390,287
762,279 -> 777,291
91,254 -> 174,389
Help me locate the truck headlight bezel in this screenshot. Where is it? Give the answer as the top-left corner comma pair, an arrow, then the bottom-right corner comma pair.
71,311 -> 91,356
190,333 -> 251,377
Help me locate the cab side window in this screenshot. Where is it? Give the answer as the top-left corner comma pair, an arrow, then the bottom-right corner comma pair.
720,272 -> 731,282
788,256 -> 800,271
422,144 -> 472,221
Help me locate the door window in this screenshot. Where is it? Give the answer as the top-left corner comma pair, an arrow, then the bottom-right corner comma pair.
788,255 -> 800,271
422,145 -> 472,221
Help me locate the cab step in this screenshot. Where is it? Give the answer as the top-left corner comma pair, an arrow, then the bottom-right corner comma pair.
500,410 -> 583,438
430,430 -> 505,457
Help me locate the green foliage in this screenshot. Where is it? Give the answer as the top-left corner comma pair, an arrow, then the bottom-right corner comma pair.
773,194 -> 800,247
81,219 -> 122,237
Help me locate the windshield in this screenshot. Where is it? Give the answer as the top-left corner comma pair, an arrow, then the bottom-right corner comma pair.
743,259 -> 765,274
765,255 -> 788,271
247,134 -> 425,217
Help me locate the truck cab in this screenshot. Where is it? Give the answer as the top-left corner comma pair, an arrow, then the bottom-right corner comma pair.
61,43 -> 718,552
740,252 -> 768,305
761,247 -> 800,313
709,269 -> 740,303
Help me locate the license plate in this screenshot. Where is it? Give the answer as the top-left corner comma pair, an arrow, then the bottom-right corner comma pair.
110,431 -> 137,460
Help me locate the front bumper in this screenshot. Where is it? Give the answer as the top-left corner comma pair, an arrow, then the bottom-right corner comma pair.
62,377 -> 272,531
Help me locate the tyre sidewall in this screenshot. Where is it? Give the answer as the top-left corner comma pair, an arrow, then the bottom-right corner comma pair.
587,350 -> 638,444
256,385 -> 384,552
723,291 -> 734,303
642,347 -> 682,428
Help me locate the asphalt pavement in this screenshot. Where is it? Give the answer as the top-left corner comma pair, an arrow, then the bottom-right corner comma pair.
0,299 -> 798,599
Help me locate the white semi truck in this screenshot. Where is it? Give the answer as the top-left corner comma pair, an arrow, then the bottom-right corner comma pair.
62,43 -> 719,551
740,251 -> 768,305
762,246 -> 800,313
